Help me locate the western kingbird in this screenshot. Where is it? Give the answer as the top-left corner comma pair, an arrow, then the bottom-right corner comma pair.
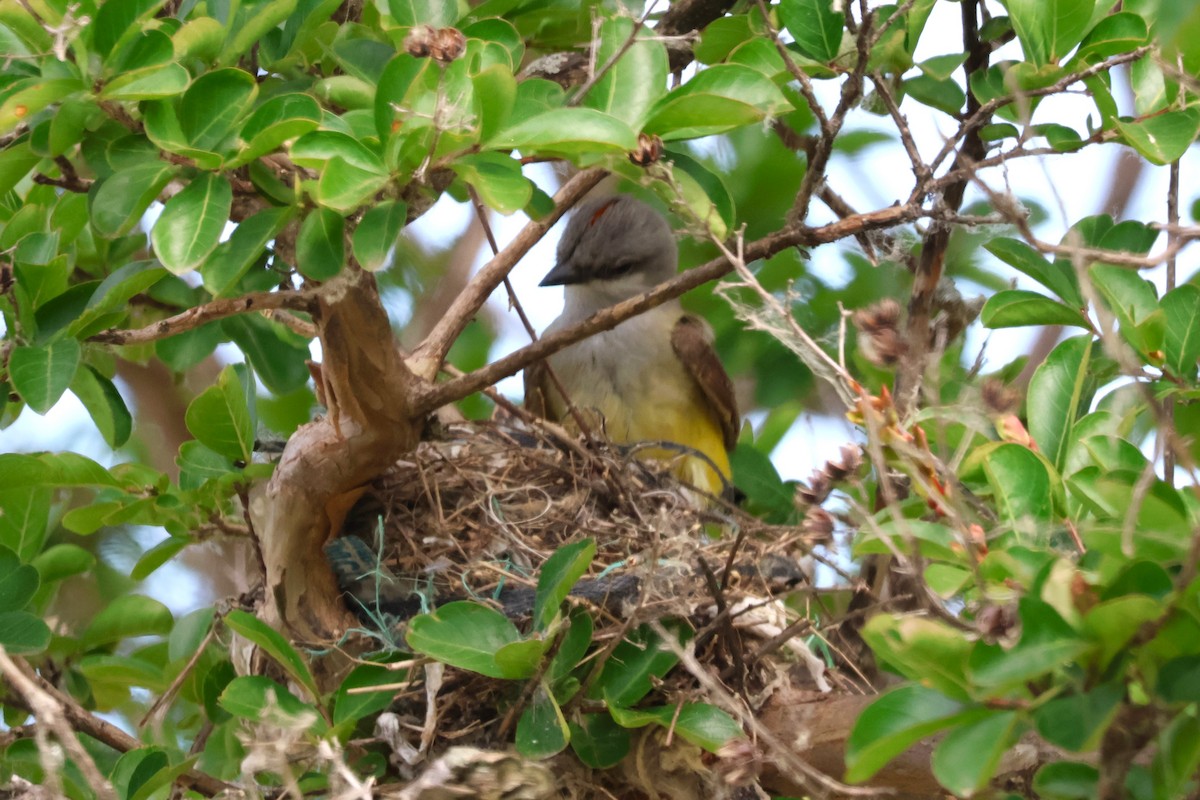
524,195 -> 739,496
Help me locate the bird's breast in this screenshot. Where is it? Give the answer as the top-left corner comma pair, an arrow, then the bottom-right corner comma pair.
543,311 -> 730,494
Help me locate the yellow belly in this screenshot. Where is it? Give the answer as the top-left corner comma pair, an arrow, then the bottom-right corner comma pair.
546,332 -> 731,496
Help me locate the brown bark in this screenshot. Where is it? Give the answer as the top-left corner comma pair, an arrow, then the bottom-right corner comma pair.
758,690 -> 1059,799
251,267 -> 421,683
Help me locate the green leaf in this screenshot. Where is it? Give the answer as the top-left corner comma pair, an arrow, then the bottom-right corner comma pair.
184,365 -> 255,461
224,609 -> 319,700
1006,0 -> 1096,65
569,713 -> 630,768
982,442 -> 1054,526
352,201 -> 407,272
222,314 -> 311,395
969,598 -> 1088,690
406,601 -> 524,679
71,365 -> 133,448
644,65 -> 790,141
860,616 -> 973,699
490,107 -> 637,159
83,594 -> 173,648
1152,712 -> 1200,799
931,710 -> 1021,796
178,69 -> 258,153
151,173 -> 233,274
0,79 -> 82,136
533,538 -> 594,631
845,685 -> 967,782
203,206 -> 294,296
290,130 -> 386,173
387,0 -> 456,27
177,441 -> 236,490
236,93 -> 322,164
472,64 -> 517,142
100,63 -> 190,101
590,623 -> 689,707
131,536 -> 189,581
333,663 -> 401,727
109,748 -> 168,800
0,452 -> 119,489
580,18 -> 667,126
1075,12 -> 1148,60
0,546 -> 39,611
1116,108 -> 1200,165
31,544 -> 95,584
854,520 -> 960,562
988,235 -> 1084,307
296,207 -> 345,280
218,675 -> 323,730
779,0 -> 844,62
1034,684 -> 1122,751
904,75 -> 965,115
0,488 -> 51,561
68,260 -> 169,339
981,289 -> 1092,329
1159,655 -> 1200,703
92,0 -> 167,56
548,608 -> 593,686
663,147 -> 735,238
1028,336 -> 1094,472
1033,761 -> 1099,799
515,682 -> 569,759
451,152 -> 532,215
1162,284 -> 1200,378
220,0 -> 298,65
730,442 -> 793,522
608,702 -> 744,752
8,339 -> 81,414
0,611 -> 51,654
493,636 -> 550,678
317,158 -> 389,214
1090,263 -> 1161,354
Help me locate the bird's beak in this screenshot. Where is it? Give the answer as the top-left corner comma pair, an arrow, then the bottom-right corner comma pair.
539,260 -> 585,287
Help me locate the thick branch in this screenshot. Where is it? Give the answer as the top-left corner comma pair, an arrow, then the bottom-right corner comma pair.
408,167 -> 607,380
90,290 -> 315,346
252,268 -> 420,680
415,203 -> 919,413
894,0 -> 988,416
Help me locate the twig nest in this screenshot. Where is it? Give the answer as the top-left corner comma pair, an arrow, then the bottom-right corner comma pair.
330,419 -> 817,634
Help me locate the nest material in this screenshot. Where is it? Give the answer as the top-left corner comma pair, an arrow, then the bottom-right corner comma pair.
326,418 -> 833,798
333,419 -> 816,627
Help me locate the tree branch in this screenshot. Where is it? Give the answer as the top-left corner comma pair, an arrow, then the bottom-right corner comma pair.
0,651 -> 232,797
89,290 -> 316,346
408,167 -> 607,381
415,203 -> 920,413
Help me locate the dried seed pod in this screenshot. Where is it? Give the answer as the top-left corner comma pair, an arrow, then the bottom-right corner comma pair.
404,24 -> 436,58
628,133 -> 664,166
853,298 -> 907,366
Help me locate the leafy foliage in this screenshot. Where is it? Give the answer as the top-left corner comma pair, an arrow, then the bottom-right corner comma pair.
1,0 -> 1199,795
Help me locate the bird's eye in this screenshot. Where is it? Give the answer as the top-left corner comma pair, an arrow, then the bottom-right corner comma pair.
608,261 -> 634,277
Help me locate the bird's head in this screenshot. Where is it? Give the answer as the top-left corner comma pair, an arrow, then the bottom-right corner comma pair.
540,195 -> 678,306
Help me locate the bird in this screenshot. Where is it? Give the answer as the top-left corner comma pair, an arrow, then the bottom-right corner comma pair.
524,194 -> 740,497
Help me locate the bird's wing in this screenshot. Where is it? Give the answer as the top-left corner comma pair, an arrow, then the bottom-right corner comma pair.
671,314 -> 739,452
523,358 -> 553,420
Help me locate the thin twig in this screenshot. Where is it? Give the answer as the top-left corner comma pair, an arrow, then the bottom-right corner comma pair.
416,202 -> 923,413
410,168 -> 608,381
90,289 -> 315,346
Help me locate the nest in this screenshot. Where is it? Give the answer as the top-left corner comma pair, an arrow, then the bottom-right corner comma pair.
325,418 -> 837,798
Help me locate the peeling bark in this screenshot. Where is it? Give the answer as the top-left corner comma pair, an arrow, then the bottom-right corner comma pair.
252,267 -> 421,684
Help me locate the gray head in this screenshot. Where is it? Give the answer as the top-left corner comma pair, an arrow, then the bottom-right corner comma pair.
539,195 -> 678,303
